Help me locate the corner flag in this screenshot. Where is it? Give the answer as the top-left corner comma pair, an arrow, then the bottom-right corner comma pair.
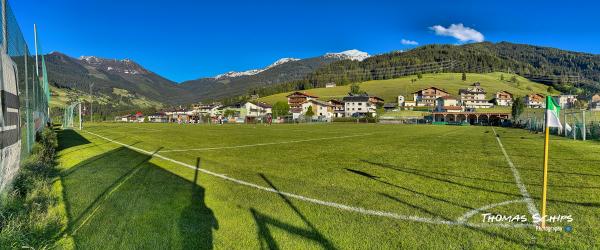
540,96 -> 561,229
546,96 -> 562,129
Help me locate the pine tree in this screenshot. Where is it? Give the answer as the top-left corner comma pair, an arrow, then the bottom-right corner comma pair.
462,72 -> 467,81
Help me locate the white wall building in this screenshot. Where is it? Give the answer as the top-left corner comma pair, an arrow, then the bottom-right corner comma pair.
459,83 -> 493,109
343,94 -> 377,117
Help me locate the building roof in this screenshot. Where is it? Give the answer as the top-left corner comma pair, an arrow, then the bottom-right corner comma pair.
328,99 -> 344,105
343,95 -> 370,102
286,91 -> 319,98
412,86 -> 450,94
249,101 -> 272,109
383,103 -> 397,108
496,90 -> 513,95
309,99 -> 333,107
370,96 -> 384,102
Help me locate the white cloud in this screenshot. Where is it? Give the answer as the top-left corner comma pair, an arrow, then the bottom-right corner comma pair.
401,39 -> 419,45
429,23 -> 484,43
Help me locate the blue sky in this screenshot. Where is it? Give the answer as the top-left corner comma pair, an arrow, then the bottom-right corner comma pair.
12,0 -> 600,82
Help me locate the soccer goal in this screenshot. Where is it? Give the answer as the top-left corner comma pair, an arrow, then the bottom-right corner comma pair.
62,102 -> 82,130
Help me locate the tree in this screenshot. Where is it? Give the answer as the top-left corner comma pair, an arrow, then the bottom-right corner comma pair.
547,86 -> 556,93
417,72 -> 423,79
462,72 -> 467,81
223,109 -> 237,118
272,101 -> 290,118
500,74 -> 505,81
511,96 -> 525,121
510,75 -> 519,84
350,83 -> 361,94
305,105 -> 314,117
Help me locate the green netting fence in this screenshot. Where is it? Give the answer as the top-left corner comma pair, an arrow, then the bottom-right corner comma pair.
0,0 -> 50,192
516,108 -> 600,141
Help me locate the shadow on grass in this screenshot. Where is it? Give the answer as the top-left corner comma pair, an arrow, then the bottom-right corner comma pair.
59,135 -> 218,248
379,192 -> 546,248
345,165 -> 547,248
250,174 -> 336,250
57,129 -> 91,150
361,159 -> 600,208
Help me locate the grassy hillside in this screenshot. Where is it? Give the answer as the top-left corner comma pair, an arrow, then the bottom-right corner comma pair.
50,85 -> 164,109
259,72 -> 557,104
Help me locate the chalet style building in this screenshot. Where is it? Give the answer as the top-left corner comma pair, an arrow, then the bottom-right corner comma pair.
525,94 -> 545,108
494,91 -> 513,106
459,83 -> 493,109
302,99 -> 334,120
591,94 -> 600,110
287,92 -> 318,109
328,99 -> 345,118
556,95 -> 578,109
435,96 -> 463,113
413,87 -> 450,107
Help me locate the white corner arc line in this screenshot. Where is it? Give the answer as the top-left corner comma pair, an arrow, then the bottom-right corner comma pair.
457,199 -> 528,223
84,130 -> 533,229
491,128 -> 540,219
160,133 -> 373,152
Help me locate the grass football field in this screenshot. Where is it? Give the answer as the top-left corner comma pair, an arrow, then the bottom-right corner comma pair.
55,123 -> 600,249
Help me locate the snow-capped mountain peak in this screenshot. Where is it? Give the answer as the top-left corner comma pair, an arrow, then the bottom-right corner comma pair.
324,49 -> 370,61
213,57 -> 300,79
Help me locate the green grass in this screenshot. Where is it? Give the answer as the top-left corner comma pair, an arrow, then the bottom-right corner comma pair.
259,72 -> 557,104
55,123 -> 600,249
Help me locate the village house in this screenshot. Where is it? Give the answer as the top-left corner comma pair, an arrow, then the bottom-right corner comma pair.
193,103 -> 222,117
302,99 -> 334,121
287,92 -> 319,109
556,94 -> 578,109
590,94 -> 600,110
403,100 -> 416,110
165,108 -> 197,123
343,94 -> 378,117
148,112 -> 168,123
328,99 -> 345,118
525,93 -> 546,108
383,103 -> 397,112
435,96 -> 463,113
325,82 -> 337,88
413,87 -> 450,107
117,114 -> 134,122
397,95 -> 405,106
459,83 -> 493,109
494,91 -> 513,106
244,102 -> 272,123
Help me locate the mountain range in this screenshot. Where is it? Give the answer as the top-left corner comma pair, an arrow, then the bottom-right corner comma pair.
45,42 -> 600,109
46,49 -> 369,106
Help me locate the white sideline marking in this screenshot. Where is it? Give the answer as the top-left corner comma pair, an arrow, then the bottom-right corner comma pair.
457,199 -> 527,223
160,133 -> 373,152
84,130 -> 533,229
491,128 -> 540,219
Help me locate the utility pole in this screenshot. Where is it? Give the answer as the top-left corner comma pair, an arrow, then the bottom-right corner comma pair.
89,82 -> 93,122
582,110 -> 586,141
34,24 -> 39,77
79,103 -> 82,130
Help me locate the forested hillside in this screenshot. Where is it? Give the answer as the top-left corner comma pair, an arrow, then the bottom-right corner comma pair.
248,42 -> 600,99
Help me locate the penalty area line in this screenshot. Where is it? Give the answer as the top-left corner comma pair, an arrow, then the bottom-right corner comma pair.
491,127 -> 540,220
160,133 -> 374,152
83,130 -> 533,229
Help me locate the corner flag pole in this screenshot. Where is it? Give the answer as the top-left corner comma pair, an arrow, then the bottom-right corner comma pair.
541,112 -> 550,228
540,96 -> 561,229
